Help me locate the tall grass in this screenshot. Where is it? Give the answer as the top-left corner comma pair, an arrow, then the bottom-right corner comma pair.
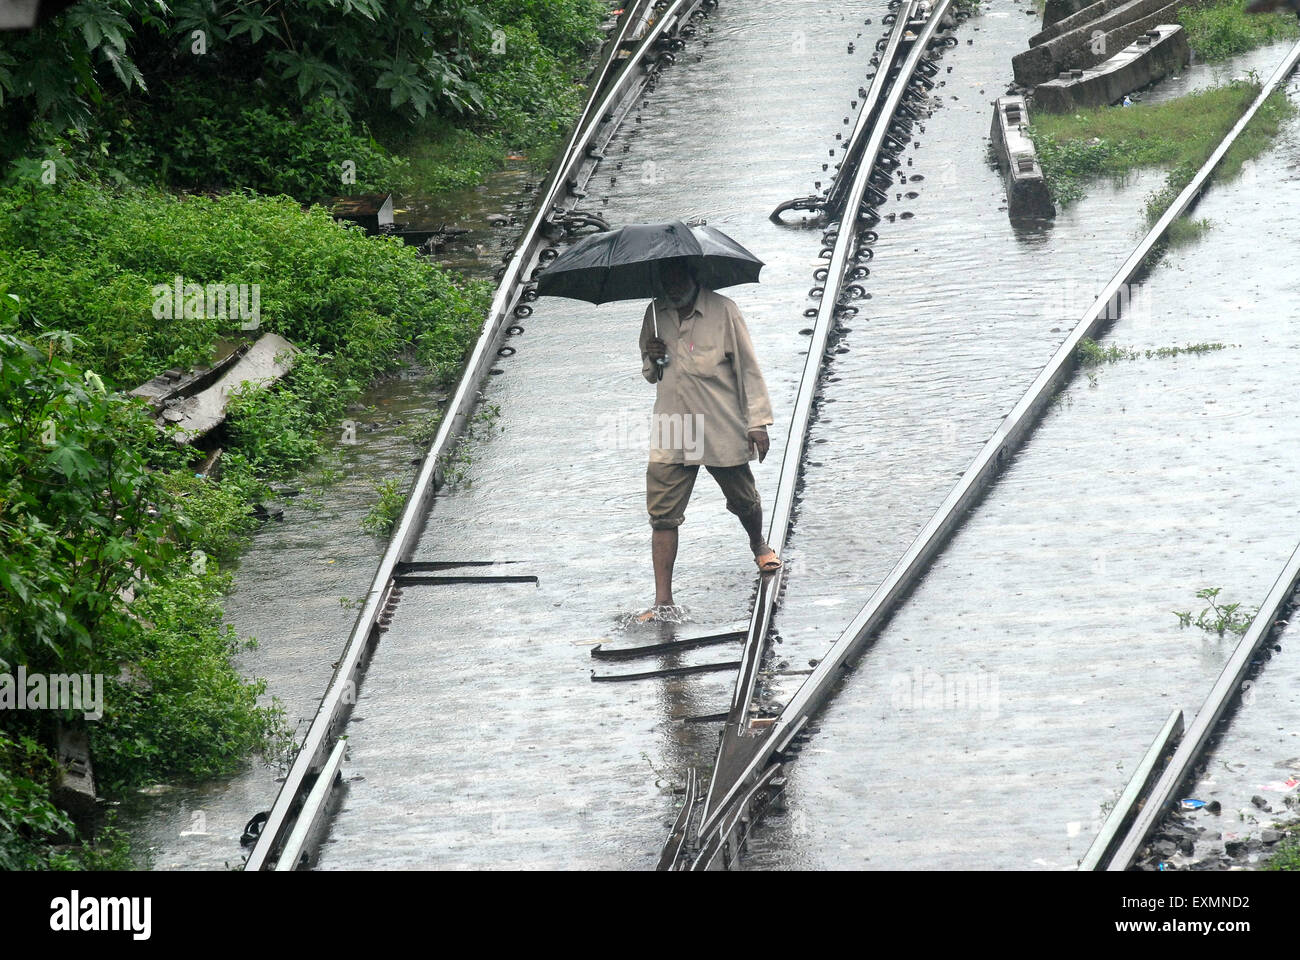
1029,81 -> 1295,206
1179,1 -> 1300,61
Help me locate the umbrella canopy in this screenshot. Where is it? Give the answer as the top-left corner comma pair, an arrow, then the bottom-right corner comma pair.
535,220 -> 763,304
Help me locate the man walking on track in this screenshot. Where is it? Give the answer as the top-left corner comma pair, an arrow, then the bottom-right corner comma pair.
637,256 -> 780,623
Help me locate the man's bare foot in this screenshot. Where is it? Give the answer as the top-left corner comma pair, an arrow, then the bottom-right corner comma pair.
634,604 -> 686,624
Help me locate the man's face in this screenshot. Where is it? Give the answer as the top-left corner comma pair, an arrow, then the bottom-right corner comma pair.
659,260 -> 696,307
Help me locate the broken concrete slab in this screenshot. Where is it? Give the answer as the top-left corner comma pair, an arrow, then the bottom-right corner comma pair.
1013,0 -> 1195,86
990,96 -> 1056,220
1035,25 -> 1190,112
331,193 -> 394,233
52,724 -> 97,832
129,344 -> 246,415
164,332 -> 300,444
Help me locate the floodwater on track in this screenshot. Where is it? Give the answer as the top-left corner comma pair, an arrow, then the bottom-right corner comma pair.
316,0 -> 908,870
318,0 -> 1293,870
115,379 -> 449,868
1172,612 -> 1300,867
741,24 -> 1300,868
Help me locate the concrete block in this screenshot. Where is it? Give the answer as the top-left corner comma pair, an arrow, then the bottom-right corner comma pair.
989,96 -> 1056,220
166,333 -> 300,444
51,724 -> 97,831
1043,0 -> 1100,28
1013,0 -> 1195,85
1035,25 -> 1190,112
1032,0 -> 1135,46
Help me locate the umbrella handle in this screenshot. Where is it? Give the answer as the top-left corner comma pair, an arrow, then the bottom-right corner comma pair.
650,299 -> 668,381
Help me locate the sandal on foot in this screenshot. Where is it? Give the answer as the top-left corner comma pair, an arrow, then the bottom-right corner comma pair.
755,549 -> 782,573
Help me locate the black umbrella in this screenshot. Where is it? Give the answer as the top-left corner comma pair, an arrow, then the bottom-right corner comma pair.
535,220 -> 764,304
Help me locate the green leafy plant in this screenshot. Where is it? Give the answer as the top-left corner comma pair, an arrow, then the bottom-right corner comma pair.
0,320 -> 283,859
360,475 -> 408,536
434,401 -> 504,489
439,434 -> 475,488
474,402 -> 503,432
1266,829 -> 1300,871
1076,337 -> 1229,367
1,1 -> 605,198
1174,587 -> 1257,638
0,327 -> 176,668
408,412 -> 444,449
0,734 -> 74,870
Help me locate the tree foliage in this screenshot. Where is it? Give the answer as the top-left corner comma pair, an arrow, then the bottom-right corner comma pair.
0,303 -> 176,671
0,0 -> 601,138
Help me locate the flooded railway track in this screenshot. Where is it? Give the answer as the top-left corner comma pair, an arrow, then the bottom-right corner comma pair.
246,0 -> 717,870
656,36 -> 1300,870
647,0 -> 961,868
244,0 -> 1300,871
1086,543 -> 1300,871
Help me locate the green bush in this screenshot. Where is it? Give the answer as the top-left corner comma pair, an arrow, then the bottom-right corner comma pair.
0,325 -> 282,836
0,326 -> 175,669
0,180 -> 489,480
486,0 -> 608,64
160,471 -> 259,565
1266,832 -> 1300,870
104,82 -> 411,199
90,563 -> 279,790
474,18 -> 591,150
0,734 -> 74,870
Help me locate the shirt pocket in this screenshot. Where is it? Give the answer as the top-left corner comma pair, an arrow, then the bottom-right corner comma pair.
685,325 -> 729,376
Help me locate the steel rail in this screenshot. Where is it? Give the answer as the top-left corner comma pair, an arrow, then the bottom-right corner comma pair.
688,37 -> 1300,864
768,0 -> 939,223
1079,708 -> 1182,871
547,0 -> 707,200
656,767 -> 699,870
822,1 -> 926,218
273,740 -> 346,873
1105,539 -> 1300,870
697,0 -> 947,841
245,0 -> 704,870
690,763 -> 784,870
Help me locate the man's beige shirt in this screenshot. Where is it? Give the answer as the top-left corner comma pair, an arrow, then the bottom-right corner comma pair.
638,287 -> 774,467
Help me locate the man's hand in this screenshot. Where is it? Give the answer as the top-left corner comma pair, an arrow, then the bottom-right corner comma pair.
748,427 -> 770,463
646,337 -> 668,363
